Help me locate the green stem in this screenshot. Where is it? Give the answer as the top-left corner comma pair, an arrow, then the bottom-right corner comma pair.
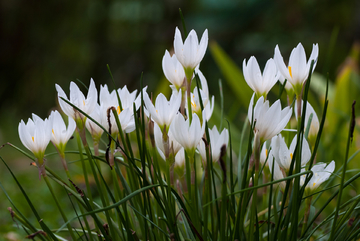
186,74 -> 193,123
43,175 -> 77,240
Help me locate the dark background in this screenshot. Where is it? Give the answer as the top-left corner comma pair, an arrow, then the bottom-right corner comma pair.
1,0 -> 359,120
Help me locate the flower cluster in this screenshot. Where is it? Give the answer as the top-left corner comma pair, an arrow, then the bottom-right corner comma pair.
17,27 -> 333,195
14,24 -> 341,241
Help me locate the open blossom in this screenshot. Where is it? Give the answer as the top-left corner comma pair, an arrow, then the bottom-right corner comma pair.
162,50 -> 186,91
85,103 -> 106,141
18,114 -> 52,157
274,43 -> 319,93
248,94 -> 292,143
18,114 -> 52,177
154,122 -> 182,160
143,90 -> 181,132
198,126 -> 229,162
173,27 -> 208,74
49,110 -> 76,153
98,84 -> 141,135
170,113 -> 205,155
270,134 -> 311,172
55,78 -> 98,123
186,70 -> 214,122
243,57 -> 278,97
300,161 -> 335,192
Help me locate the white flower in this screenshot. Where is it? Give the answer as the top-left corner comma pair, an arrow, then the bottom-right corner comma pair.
295,100 -> 319,140
49,110 -> 76,153
173,27 -> 208,73
116,85 -> 143,112
162,50 -> 186,91
248,94 -> 292,143
55,79 -> 98,122
300,161 -> 335,191
243,57 -> 278,97
85,103 -> 106,140
187,70 -> 214,121
271,134 -> 311,172
154,122 -> 182,160
198,126 -> 229,162
98,84 -> 137,135
170,113 -> 205,154
274,43 -> 319,93
18,114 -> 52,160
143,90 -> 181,131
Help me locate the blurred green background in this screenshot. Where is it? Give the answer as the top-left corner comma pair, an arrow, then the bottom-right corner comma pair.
1,0 -> 360,239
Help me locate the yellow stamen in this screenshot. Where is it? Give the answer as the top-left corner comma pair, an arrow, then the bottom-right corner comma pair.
83,100 -> 86,106
288,66 -> 293,78
32,136 -> 34,142
265,149 -> 268,157
290,153 -> 293,159
191,101 -> 197,109
117,106 -> 121,115
313,182 -> 316,187
52,129 -> 55,135
156,109 -> 158,113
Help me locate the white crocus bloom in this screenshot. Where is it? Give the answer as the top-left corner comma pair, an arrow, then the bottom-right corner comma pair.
99,84 -> 137,135
154,123 -> 182,161
300,161 -> 335,192
170,113 -> 205,155
187,70 -> 215,121
162,50 -> 186,91
85,103 -> 106,141
173,27 -> 208,77
248,94 -> 292,143
55,78 -> 98,126
116,85 -> 144,112
295,100 -> 319,142
243,57 -> 278,97
18,114 -> 52,176
274,43 -> 319,94
49,110 -> 76,153
143,90 -> 181,132
198,126 -> 229,162
271,134 -> 311,172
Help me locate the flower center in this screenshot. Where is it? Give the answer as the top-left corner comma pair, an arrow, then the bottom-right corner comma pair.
290,153 -> 293,159
117,106 -> 121,115
32,136 -> 34,142
191,94 -> 197,109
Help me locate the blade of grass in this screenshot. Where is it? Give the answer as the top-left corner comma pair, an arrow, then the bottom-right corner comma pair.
0,156 -> 59,241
